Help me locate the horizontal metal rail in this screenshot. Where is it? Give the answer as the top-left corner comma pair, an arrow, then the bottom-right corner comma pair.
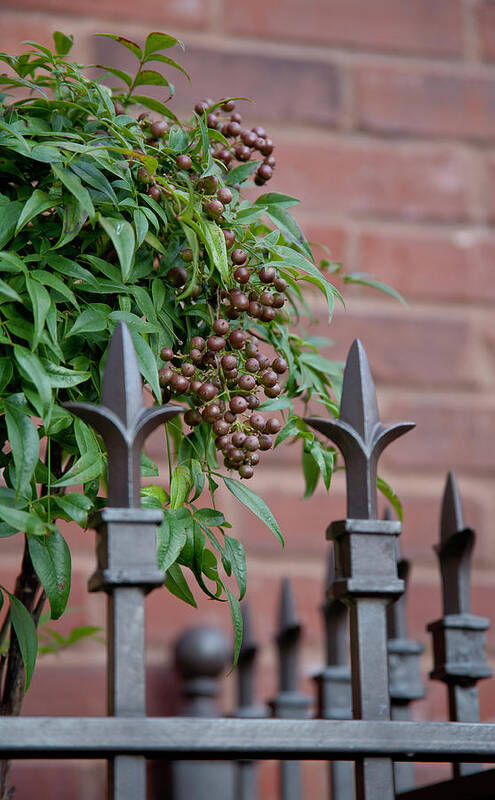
3,718 -> 495,761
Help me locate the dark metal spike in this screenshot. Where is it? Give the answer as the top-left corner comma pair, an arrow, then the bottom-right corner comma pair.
278,578 -> 300,638
304,340 -> 414,520
101,321 -> 144,428
64,322 -> 182,508
441,470 -> 466,546
339,339 -> 380,442
437,471 -> 474,616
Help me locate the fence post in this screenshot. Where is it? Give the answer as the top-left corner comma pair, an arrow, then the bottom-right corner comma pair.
235,603 -> 267,800
271,578 -> 310,800
314,546 -> 354,800
305,338 -> 414,800
386,530 -> 424,793
428,471 -> 492,778
171,626 -> 235,800
65,322 -> 181,800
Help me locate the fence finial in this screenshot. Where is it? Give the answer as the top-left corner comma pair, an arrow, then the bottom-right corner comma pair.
437,471 -> 474,615
64,321 -> 182,508
304,339 -> 414,519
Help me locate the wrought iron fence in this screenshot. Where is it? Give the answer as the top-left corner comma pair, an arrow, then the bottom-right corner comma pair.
2,321 -> 494,800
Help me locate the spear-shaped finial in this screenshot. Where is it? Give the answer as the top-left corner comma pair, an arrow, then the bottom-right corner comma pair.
305,339 -> 414,520
437,471 -> 474,615
64,322 -> 182,508
276,578 -> 302,692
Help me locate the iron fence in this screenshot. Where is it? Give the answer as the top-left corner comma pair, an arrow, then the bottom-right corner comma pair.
1,322 -> 495,800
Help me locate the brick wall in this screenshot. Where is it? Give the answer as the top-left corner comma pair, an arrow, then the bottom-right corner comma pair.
2,1 -> 495,796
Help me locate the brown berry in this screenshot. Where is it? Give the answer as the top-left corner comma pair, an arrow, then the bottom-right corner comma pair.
261,306 -> 276,322
272,293 -> 286,309
159,367 -> 173,386
227,121 -> 241,137
190,348 -> 203,364
230,396 -> 248,414
230,291 -> 249,311
239,374 -> 256,391
184,409 -> 202,426
232,431 -> 247,447
181,362 -> 195,377
250,413 -> 266,431
223,229 -> 236,249
259,266 -> 276,283
230,331 -> 247,352
213,419 -> 230,435
217,187 -> 233,205
230,448 -> 245,464
264,383 -> 281,398
221,99 -> 236,112
247,395 -> 260,409
264,154 -> 276,168
202,403 -> 222,422
190,336 -> 206,351
198,382 -> 217,401
114,101 -> 126,115
239,464 -> 254,479
205,199 -> 224,219
260,369 -> 278,387
260,291 -> 274,307
217,148 -> 233,166
234,266 -> 250,284
231,249 -> 248,265
245,358 -> 259,373
137,167 -> 151,183
248,301 -> 262,318
259,138 -> 273,156
244,435 -> 259,451
224,410 -> 236,423
257,164 -> 273,181
207,335 -> 226,352
207,113 -> 218,128
230,112 -> 242,123
197,175 -> 219,194
241,130 -> 257,147
258,434 -> 273,450
272,356 -> 288,374
150,120 -> 168,138
221,353 -> 237,371
216,434 -> 231,449
148,185 -> 161,201
168,266 -> 188,287
266,418 -> 282,434
235,144 -> 252,162
190,379 -> 202,394
161,348 -> 174,361
251,126 -> 266,138
176,154 -> 193,170
171,374 -> 189,393
212,318 -> 229,335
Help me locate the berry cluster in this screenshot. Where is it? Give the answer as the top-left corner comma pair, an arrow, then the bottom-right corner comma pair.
158,323 -> 287,478
194,99 -> 275,187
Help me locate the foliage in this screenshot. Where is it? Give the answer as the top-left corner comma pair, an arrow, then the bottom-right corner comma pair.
0,30 -> 384,682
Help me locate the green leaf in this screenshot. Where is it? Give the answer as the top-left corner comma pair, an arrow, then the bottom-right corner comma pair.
0,199 -> 22,248
70,161 -> 118,206
132,95 -> 179,124
5,405 -> 39,498
169,464 -> 191,510
15,189 -> 53,234
7,592 -> 37,691
223,476 -> 283,545
53,31 -> 74,56
377,476 -> 403,522
133,208 -> 149,247
302,447 -> 319,498
25,276 -> 51,349
13,346 -> 51,413
99,216 -> 135,282
31,269 -> 78,308
143,53 -> 190,83
28,529 -> 71,619
52,164 -> 94,219
189,459 -> 205,501
266,206 -> 313,260
343,273 -> 407,305
194,508 -> 226,527
53,493 -> 93,525
224,535 -> 246,600
203,220 -> 229,283
157,508 -> 191,572
52,452 -> 103,488
254,192 -> 300,209
96,64 -> 133,89
67,307 -> 108,337
225,161 -> 258,186
126,327 -> 161,402
165,563 -> 196,607
0,278 -> 21,302
225,586 -> 242,666
134,70 -> 171,89
144,32 -> 183,58
0,504 -> 44,535
95,34 -> 142,60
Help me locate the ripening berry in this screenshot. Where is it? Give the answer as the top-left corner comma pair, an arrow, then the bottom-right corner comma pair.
239,464 -> 254,479
261,307 -> 276,322
258,434 -> 273,450
205,199 -> 224,219
184,409 -> 202,426
223,229 -> 236,249
232,431 -> 247,447
272,356 -> 288,374
239,374 -> 256,391
213,318 -> 230,335
264,383 -> 281,398
159,367 -> 173,387
207,335 -> 226,352
181,363 -> 195,377
230,395 -> 248,414
191,336 -> 206,351
266,417 -> 282,434
176,154 -> 193,170
234,266 -> 250,284
217,187 -> 233,205
231,249 -> 248,265
221,353 -> 237,371
249,413 -> 266,432
229,330 -> 247,349
168,266 -> 188,287
148,185 -> 161,201
259,266 -> 276,284
244,435 -> 259,452
150,120 -> 168,138
171,374 -> 189,394
160,348 -> 174,361
213,419 -> 230,436
198,382 -> 218,401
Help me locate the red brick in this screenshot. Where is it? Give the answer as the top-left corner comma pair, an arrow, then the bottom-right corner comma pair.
357,65 -> 495,142
311,307 -> 480,388
2,0 -> 208,28
92,40 -> 343,128
383,398 -> 495,473
223,0 -> 463,57
293,220 -> 349,264
270,140 -> 469,222
483,154 -> 495,221
360,228 -> 495,304
10,760 -> 105,800
0,12 -> 57,53
477,1 -> 495,61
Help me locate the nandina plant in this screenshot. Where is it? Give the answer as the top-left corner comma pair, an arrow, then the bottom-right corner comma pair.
0,31 -> 400,755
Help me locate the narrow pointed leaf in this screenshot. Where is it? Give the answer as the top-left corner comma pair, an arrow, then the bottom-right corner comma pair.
223,476 -> 283,545
99,216 -> 135,282
7,592 -> 37,691
28,529 -> 71,619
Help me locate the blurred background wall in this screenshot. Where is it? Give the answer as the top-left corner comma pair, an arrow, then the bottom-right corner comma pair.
2,0 -> 495,797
